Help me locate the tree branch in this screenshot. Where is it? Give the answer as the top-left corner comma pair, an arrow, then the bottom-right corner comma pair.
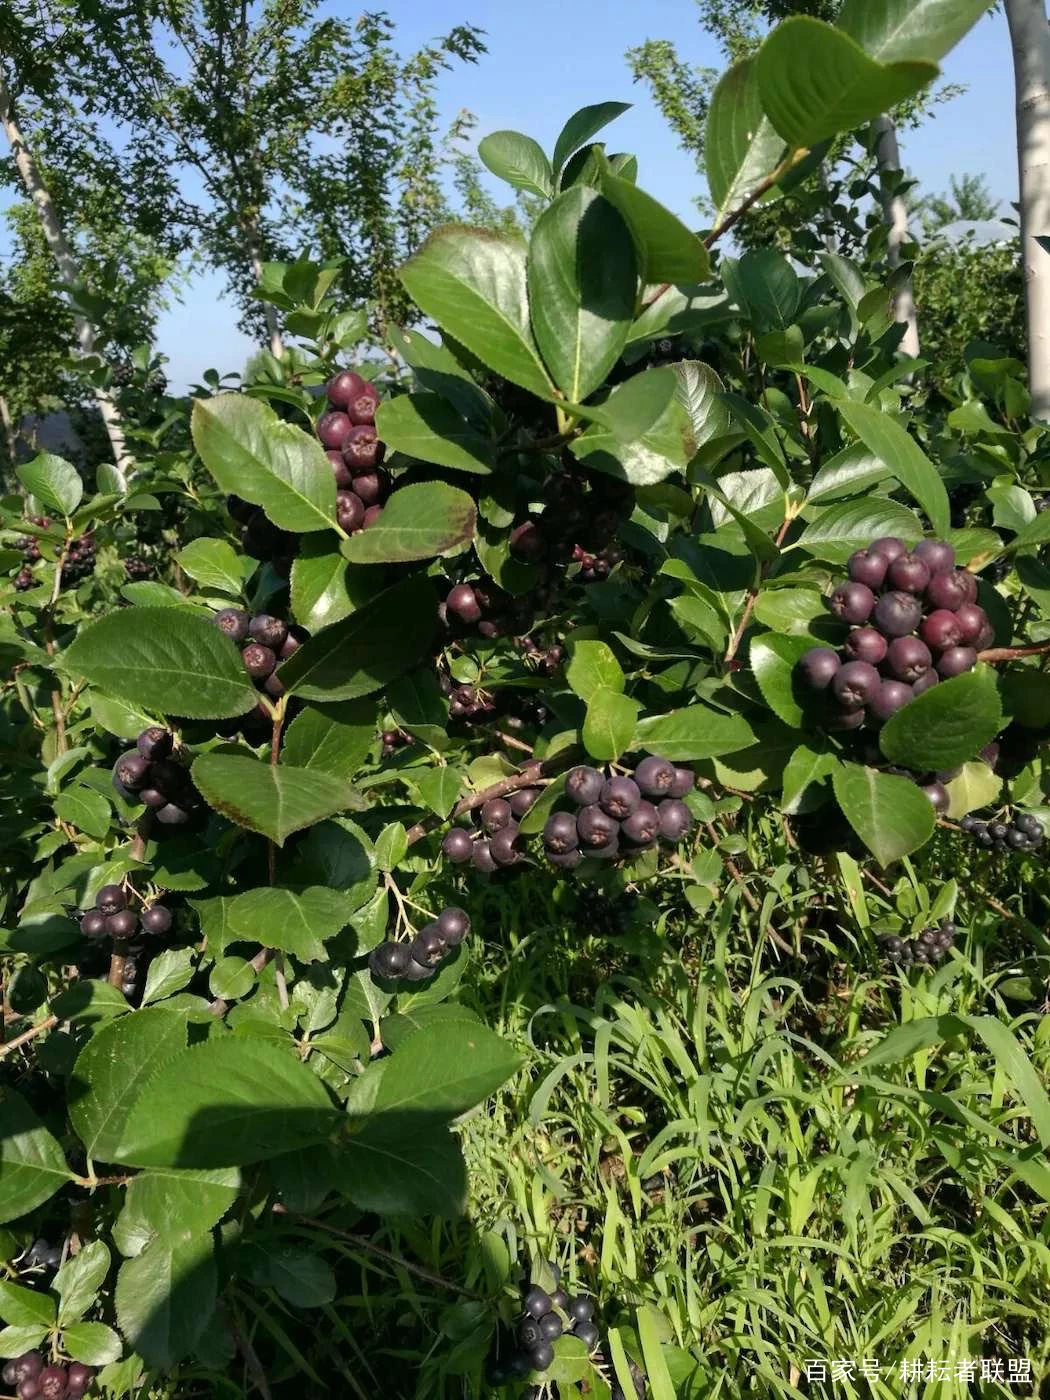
978,639 -> 1050,663
0,1015 -> 58,1060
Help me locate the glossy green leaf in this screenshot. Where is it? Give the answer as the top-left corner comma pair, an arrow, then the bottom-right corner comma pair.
62,1321 -> 122,1366
792,496 -> 922,563
17,452 -> 82,517
945,760 -> 1002,820
54,786 -> 112,841
140,948 -> 196,1006
115,1235 -> 216,1368
290,535 -> 382,633
600,171 -> 710,283
374,394 -> 494,474
722,250 -> 800,333
278,575 -> 438,702
341,482 -> 476,564
750,633 -> 815,728
836,400 -> 949,538
262,1244 -> 336,1308
634,706 -> 755,760
69,1008 -> 189,1163
226,886 -> 349,963
191,394 -> 337,532
837,0 -> 992,65
117,1039 -> 338,1168
0,1090 -> 72,1223
399,228 -> 555,398
0,1281 -> 55,1327
174,539 -> 246,596
121,1167 -> 240,1245
552,101 -> 631,176
54,1240 -> 110,1325
880,669 -> 1002,771
756,18 -> 938,147
281,700 -> 377,780
386,327 -> 496,429
583,686 -> 640,762
0,1326 -> 49,1357
705,58 -> 787,221
61,608 -> 257,720
674,361 -> 732,450
191,753 -> 358,846
478,130 -> 552,197
340,1119 -> 467,1217
832,763 -> 936,865
566,640 -> 624,701
528,188 -> 637,401
781,744 -> 838,814
572,369 -> 694,485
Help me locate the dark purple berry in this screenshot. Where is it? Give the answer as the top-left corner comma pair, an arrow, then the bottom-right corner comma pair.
519,1318 -> 543,1349
141,905 -> 172,936
156,803 -> 191,826
827,706 -> 867,730
336,490 -> 365,532
547,847 -> 582,869
114,752 -> 150,790
539,1311 -> 563,1340
442,828 -> 473,863
139,787 -> 168,809
870,536 -> 908,563
411,924 -> 446,966
38,1367 -> 69,1400
529,1342 -> 555,1372
346,380 -> 380,426
925,570 -> 969,611
510,520 -> 546,561
106,910 -> 138,939
509,787 -> 541,817
568,1296 -> 595,1323
868,680 -> 913,723
920,609 -> 963,650
342,424 -> 383,470
574,1321 -> 600,1351
565,765 -> 605,806
621,800 -> 660,845
873,591 -> 922,637
912,669 -> 939,696
214,607 -> 251,643
922,782 -> 950,814
481,798 -> 513,833
81,910 -> 107,939
524,1287 -> 552,1319
657,798 -> 692,842
248,614 -> 288,650
436,907 -> 470,944
954,602 -> 988,645
489,823 -> 522,866
600,776 -> 640,819
65,1364 -> 94,1396
137,726 -> 173,761
634,755 -> 676,798
446,584 -> 481,624
96,883 -> 126,914
669,766 -> 693,798
354,471 -> 387,508
544,812 -> 580,853
847,550 -> 888,590
577,805 -> 619,848
472,839 -> 497,873
317,410 -> 352,448
831,661 -> 880,710
242,643 -> 276,679
797,647 -> 841,690
369,941 -> 411,978
913,539 -> 955,576
326,448 -> 353,488
887,553 -> 931,594
326,369 -> 366,410
937,645 -> 977,678
844,627 -> 887,665
829,581 -> 876,624
885,636 -> 931,682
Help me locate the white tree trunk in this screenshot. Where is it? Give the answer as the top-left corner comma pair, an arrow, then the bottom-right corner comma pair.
0,72 -> 135,480
1006,0 -> 1050,422
244,227 -> 285,359
0,394 -> 18,471
873,114 -> 921,358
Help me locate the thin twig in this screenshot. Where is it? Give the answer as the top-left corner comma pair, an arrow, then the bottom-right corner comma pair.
724,514 -> 795,665
978,640 -> 1050,663
0,1015 -> 57,1060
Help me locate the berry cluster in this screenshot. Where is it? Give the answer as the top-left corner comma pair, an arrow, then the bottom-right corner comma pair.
441,790 -> 540,871
80,883 -> 173,945
123,555 -> 153,581
381,727 -> 411,759
487,1266 -> 600,1385
797,538 -> 991,731
111,361 -> 135,387
63,532 -> 96,586
368,906 -> 470,984
211,610 -> 303,703
316,370 -> 388,534
2,1354 -> 95,1399
443,581 -> 548,644
960,810 -> 1045,852
542,760 -> 694,868
879,919 -> 956,968
112,727 -> 201,827
226,495 -> 299,578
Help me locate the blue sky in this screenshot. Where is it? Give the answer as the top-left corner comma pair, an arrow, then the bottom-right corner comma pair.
36,2 -> 1026,389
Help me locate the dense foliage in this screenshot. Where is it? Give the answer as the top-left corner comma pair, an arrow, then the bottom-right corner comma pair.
2,2 -> 1050,1397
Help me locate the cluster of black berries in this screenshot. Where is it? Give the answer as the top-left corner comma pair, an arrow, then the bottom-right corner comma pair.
226,496 -> 299,577
211,610 -> 303,703
80,882 -> 173,945
797,538 -> 991,731
524,465 -> 633,581
124,555 -> 153,581
961,810 -> 1045,852
542,760 -> 694,868
879,920 -> 956,968
316,370 -> 388,534
380,727 -> 410,759
441,790 -> 540,871
368,906 -> 469,984
487,1267 -> 601,1385
111,361 -> 135,388
112,727 -> 201,827
63,532 -> 96,585
2,1354 -> 95,1399
442,580 -> 550,644
23,1238 -> 62,1270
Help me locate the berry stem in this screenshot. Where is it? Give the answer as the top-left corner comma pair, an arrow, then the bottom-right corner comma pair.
0,1014 -> 58,1060
977,639 -> 1050,663
723,513 -> 796,665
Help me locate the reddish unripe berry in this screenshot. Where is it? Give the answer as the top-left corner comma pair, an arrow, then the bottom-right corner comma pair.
937,645 -> 978,677
326,369 -> 366,409
326,449 -> 354,488
920,609 -> 964,650
974,621 -> 995,651
347,380 -> 380,425
847,550 -> 888,590
954,602 -> 987,644
873,591 -> 922,637
342,424 -> 383,470
829,581 -> 875,624
831,660 -> 880,710
634,755 -> 676,798
352,469 -> 385,505
913,539 -> 956,576
885,635 -> 931,682
868,680 -> 913,723
797,647 -> 841,690
38,1367 -> 69,1400
870,536 -> 908,563
844,628 -> 887,666
886,553 -> 930,594
317,410 -> 352,448
336,490 -> 365,532
362,504 -> 382,529
912,669 -> 939,696
242,643 -> 276,679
